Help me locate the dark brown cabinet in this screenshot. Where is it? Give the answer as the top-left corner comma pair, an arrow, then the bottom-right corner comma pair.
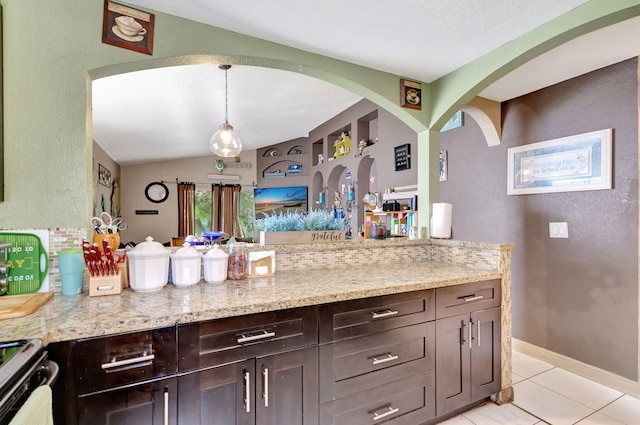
178,307 -> 319,425
49,326 -> 177,425
77,378 -> 177,425
178,347 -> 318,425
318,290 -> 436,425
435,280 -> 502,416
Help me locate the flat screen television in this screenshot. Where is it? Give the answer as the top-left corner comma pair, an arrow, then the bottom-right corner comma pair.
254,186 -> 308,219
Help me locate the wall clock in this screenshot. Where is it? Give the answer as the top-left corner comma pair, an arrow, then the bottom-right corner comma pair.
145,181 -> 169,203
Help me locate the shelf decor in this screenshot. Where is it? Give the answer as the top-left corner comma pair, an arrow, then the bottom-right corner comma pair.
256,210 -> 346,245
394,144 -> 411,171
102,1 -> 155,55
507,128 -> 612,195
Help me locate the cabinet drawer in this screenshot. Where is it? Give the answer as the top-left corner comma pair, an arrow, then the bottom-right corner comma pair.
178,306 -> 318,372
320,322 -> 434,402
435,279 -> 501,319
320,372 -> 435,425
319,290 -> 434,344
76,326 -> 176,395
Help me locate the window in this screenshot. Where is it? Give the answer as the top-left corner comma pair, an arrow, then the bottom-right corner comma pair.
193,186 -> 254,239
194,188 -> 212,235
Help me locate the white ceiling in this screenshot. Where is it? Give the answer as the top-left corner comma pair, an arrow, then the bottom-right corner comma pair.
92,0 -> 640,165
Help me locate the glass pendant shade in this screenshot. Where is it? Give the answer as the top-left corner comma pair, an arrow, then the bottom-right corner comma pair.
209,64 -> 242,157
209,121 -> 242,157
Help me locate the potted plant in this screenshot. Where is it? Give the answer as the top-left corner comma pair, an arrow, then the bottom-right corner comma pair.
256,210 -> 346,245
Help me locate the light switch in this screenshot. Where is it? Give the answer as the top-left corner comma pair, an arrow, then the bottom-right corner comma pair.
549,222 -> 568,238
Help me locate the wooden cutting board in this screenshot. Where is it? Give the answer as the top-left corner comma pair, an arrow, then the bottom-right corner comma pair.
0,292 -> 53,319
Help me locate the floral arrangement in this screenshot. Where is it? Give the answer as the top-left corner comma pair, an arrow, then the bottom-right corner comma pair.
256,209 -> 346,232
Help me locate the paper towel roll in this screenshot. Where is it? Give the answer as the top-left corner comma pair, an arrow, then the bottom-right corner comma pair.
431,203 -> 452,238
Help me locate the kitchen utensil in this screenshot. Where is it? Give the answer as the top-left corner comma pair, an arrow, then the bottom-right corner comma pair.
0,292 -> 53,319
0,233 -> 49,295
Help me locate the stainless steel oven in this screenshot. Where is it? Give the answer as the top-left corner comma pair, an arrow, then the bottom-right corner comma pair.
0,339 -> 58,424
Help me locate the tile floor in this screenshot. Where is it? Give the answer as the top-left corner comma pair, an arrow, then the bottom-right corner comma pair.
441,351 -> 640,425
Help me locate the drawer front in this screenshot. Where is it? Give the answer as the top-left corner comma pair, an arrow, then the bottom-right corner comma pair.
320,372 -> 435,425
178,306 -> 318,372
320,322 -> 434,402
76,326 -> 177,395
435,279 -> 501,319
319,290 -> 434,344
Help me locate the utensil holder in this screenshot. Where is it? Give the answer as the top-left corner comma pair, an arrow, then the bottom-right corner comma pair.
86,268 -> 122,297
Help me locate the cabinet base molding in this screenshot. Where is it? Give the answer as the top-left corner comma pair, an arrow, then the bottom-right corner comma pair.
490,386 -> 513,405
513,338 -> 640,397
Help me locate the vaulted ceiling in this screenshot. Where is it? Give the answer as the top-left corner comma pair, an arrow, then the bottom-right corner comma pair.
92,1 -> 640,165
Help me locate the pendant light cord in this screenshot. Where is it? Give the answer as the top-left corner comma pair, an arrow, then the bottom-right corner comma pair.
224,67 -> 229,124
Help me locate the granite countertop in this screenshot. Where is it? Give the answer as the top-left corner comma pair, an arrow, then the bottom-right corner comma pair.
0,261 -> 502,345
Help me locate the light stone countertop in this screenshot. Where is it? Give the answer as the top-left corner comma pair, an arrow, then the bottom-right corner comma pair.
0,261 -> 502,345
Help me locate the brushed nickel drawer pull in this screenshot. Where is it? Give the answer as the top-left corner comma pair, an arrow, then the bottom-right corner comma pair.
372,353 -> 399,365
461,294 -> 484,302
163,388 -> 169,425
477,320 -> 481,347
244,371 -> 251,413
373,406 -> 399,421
237,330 -> 276,343
371,309 -> 399,319
263,367 -> 269,407
101,354 -> 155,369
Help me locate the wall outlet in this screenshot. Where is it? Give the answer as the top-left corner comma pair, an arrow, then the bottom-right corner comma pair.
549,222 -> 568,238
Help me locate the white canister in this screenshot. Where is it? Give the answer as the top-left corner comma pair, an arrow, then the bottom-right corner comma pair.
127,236 -> 171,292
203,244 -> 229,284
171,243 -> 202,287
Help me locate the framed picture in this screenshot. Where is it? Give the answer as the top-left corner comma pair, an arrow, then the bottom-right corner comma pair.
400,79 -> 422,110
439,150 -> 448,182
441,111 -> 464,132
98,164 -> 112,188
254,186 -> 308,218
507,129 -> 612,195
102,0 -> 155,55
394,144 -> 411,171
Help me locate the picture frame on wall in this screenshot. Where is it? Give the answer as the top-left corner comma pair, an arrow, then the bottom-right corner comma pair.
394,144 -> 411,171
507,128 -> 612,195
102,0 -> 155,55
400,79 -> 422,110
98,164 -> 112,188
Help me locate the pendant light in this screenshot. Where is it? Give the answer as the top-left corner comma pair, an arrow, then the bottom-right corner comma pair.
209,65 -> 242,157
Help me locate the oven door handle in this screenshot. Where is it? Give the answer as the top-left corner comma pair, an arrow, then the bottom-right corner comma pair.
0,354 -> 59,412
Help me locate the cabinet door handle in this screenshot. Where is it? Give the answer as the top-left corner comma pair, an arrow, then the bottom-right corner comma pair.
263,367 -> 269,408
163,388 -> 169,425
101,354 -> 155,370
372,353 -> 399,365
237,330 -> 276,344
244,371 -> 251,413
477,319 -> 481,347
468,319 -> 472,350
371,309 -> 399,319
373,406 -> 399,421
461,294 -> 484,302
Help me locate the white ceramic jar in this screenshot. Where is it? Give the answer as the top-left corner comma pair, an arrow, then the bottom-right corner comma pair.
170,243 -> 202,287
127,236 -> 171,292
203,244 -> 229,284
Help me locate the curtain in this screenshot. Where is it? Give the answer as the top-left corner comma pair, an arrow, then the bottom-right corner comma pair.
177,182 -> 195,237
212,184 -> 242,237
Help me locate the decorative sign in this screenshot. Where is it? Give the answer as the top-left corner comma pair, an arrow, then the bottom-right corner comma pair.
287,164 -> 302,174
394,144 -> 411,171
135,209 -> 159,215
102,1 -> 155,55
507,129 -> 612,195
400,79 -> 422,110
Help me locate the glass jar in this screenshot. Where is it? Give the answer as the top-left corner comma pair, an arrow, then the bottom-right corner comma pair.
227,242 -> 247,280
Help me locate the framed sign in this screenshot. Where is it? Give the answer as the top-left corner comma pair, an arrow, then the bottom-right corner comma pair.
102,1 -> 155,55
400,79 -> 422,110
507,129 -> 612,195
394,144 -> 411,171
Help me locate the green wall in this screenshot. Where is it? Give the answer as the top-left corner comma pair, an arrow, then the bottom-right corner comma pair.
1,0 -> 638,230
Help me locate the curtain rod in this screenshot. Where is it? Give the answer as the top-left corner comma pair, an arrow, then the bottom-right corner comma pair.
162,179 -> 257,188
